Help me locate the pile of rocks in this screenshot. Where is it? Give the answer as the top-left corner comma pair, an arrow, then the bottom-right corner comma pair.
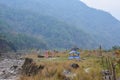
0,59 -> 24,80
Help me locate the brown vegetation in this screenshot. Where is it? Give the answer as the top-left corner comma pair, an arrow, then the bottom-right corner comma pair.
20,50 -> 120,80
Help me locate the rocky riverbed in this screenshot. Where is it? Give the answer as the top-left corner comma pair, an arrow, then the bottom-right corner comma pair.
0,53 -> 24,80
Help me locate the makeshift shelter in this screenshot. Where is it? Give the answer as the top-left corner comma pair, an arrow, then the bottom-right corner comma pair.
68,50 -> 80,60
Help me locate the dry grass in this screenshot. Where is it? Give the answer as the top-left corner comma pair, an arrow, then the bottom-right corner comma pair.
20,50 -> 120,80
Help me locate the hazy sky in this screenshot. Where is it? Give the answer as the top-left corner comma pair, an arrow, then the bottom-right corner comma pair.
80,0 -> 120,21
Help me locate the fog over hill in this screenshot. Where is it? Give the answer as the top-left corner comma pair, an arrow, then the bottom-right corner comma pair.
0,0 -> 120,50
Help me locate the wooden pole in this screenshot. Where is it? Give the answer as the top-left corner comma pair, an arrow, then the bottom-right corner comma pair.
112,62 -> 116,80
99,45 -> 102,56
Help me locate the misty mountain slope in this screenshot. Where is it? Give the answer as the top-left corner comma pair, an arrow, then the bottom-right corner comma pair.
0,4 -> 97,49
0,0 -> 120,49
0,6 -> 48,50
0,38 -> 15,53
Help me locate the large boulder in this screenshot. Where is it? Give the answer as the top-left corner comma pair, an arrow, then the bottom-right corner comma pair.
22,58 -> 44,76
70,63 -> 79,69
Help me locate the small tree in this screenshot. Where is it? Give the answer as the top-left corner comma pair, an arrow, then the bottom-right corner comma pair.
112,45 -> 120,50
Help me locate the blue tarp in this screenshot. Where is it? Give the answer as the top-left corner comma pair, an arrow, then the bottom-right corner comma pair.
69,50 -> 76,54
69,50 -> 80,54
68,56 -> 80,60
68,50 -> 80,60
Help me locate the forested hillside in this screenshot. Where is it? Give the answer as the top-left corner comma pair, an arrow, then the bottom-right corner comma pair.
0,4 -> 97,50
0,0 -> 120,50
